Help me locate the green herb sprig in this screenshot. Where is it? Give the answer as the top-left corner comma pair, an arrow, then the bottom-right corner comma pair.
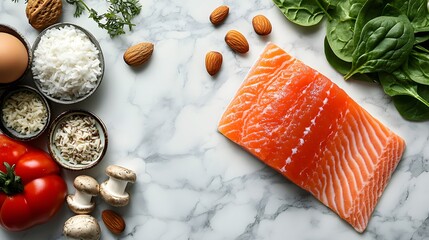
65,0 -> 142,37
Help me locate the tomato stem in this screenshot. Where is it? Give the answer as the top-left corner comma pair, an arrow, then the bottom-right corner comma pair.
0,162 -> 24,195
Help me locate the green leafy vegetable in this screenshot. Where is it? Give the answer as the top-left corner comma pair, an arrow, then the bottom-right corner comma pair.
325,37 -> 375,82
326,0 -> 357,62
390,0 -> 429,32
392,94 -> 429,121
379,71 -> 429,121
272,0 -> 327,26
345,15 -> 414,79
325,0 -> 367,62
402,49 -> 429,85
352,0 -> 385,47
415,44 -> 429,53
382,3 -> 404,17
324,37 -> 351,74
379,72 -> 427,104
274,0 -> 429,120
415,31 -> 429,44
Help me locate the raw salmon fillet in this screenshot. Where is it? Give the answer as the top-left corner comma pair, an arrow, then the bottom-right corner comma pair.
218,43 -> 405,232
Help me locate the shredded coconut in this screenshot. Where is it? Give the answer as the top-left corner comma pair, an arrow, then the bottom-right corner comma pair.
32,25 -> 102,100
2,91 -> 48,135
54,115 -> 104,165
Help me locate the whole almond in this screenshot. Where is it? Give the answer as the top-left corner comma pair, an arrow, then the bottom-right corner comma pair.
102,210 -> 126,235
123,42 -> 154,66
225,30 -> 249,54
252,15 -> 272,36
205,51 -> 223,76
26,0 -> 62,30
210,5 -> 229,25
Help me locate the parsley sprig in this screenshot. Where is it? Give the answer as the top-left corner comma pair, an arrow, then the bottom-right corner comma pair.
65,0 -> 142,37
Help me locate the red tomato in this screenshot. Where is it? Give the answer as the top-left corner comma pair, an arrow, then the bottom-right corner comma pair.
0,134 -> 67,231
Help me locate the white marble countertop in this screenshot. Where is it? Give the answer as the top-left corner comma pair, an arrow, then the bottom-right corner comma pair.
1,0 -> 429,239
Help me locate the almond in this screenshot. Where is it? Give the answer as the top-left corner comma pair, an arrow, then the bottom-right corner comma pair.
225,30 -> 249,54
210,5 -> 229,25
26,0 -> 62,30
205,51 -> 223,76
102,210 -> 126,235
123,42 -> 154,66
252,15 -> 272,36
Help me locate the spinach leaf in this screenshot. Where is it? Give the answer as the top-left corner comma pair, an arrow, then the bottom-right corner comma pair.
326,0 -> 365,62
381,70 -> 429,121
415,31 -> 429,44
349,1 -> 365,18
326,19 -> 355,62
415,44 -> 429,53
272,0 -> 327,26
379,72 -> 429,107
345,15 -> 415,79
390,0 -> 429,32
324,37 -> 375,82
352,0 -> 386,48
324,37 -> 351,74
392,94 -> 429,121
382,3 -> 404,17
402,49 -> 429,85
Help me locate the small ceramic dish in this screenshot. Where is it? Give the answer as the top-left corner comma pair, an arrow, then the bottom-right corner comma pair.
31,23 -> 105,104
0,85 -> 51,141
48,109 -> 108,171
0,24 -> 32,89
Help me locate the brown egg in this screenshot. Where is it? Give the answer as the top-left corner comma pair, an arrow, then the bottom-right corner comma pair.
0,32 -> 29,84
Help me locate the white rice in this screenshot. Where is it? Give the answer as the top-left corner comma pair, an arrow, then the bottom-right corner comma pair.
2,91 -> 48,135
32,25 -> 102,100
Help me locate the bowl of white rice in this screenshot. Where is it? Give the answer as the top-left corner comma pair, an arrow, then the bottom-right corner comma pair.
0,85 -> 51,141
31,23 -> 104,104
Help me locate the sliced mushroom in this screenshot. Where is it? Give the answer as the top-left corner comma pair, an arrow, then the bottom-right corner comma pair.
100,165 -> 136,207
66,175 -> 99,214
63,215 -> 101,240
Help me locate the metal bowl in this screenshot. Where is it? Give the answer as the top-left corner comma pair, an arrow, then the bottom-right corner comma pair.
31,23 -> 105,104
0,85 -> 51,141
48,109 -> 108,171
0,24 -> 32,89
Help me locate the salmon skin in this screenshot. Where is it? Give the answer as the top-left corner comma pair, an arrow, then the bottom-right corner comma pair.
218,43 -> 406,232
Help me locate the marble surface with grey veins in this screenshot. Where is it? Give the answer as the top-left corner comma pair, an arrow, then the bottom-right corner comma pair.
1,0 -> 429,239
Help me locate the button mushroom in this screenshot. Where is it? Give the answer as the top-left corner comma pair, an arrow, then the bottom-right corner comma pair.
100,165 -> 136,207
67,175 -> 99,214
63,215 -> 101,240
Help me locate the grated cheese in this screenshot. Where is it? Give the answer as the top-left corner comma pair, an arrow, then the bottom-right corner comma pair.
32,25 -> 102,100
2,90 -> 48,135
54,115 -> 103,165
